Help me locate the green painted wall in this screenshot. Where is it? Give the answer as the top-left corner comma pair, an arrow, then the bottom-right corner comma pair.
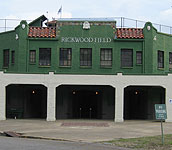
143,22 -> 172,75
152,28 -> 172,74
17,21 -> 29,72
114,40 -> 143,74
28,39 -> 58,73
0,30 -> 18,72
0,18 -> 172,75
27,22 -> 143,75
143,22 -> 154,74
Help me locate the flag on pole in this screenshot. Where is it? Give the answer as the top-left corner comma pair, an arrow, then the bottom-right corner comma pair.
58,6 -> 62,15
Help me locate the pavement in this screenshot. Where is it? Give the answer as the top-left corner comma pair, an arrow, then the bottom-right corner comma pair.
0,119 -> 171,143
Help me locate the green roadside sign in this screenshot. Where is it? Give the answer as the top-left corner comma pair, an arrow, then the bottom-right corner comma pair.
155,104 -> 167,120
155,104 -> 167,145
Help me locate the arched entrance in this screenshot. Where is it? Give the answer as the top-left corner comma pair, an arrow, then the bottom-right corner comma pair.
6,84 -> 47,119
124,86 -> 165,120
56,85 -> 115,120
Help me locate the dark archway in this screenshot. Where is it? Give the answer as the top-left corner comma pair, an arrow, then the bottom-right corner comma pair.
6,84 -> 47,119
56,85 -> 115,120
72,90 -> 100,119
124,86 -> 165,120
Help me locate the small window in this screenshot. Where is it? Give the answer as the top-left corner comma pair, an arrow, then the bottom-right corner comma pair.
80,48 -> 92,66
158,50 -> 164,68
29,50 -> 36,64
59,48 -> 72,66
11,50 -> 15,64
169,52 -> 172,69
39,48 -> 51,66
136,51 -> 142,65
3,49 -> 9,68
121,49 -> 133,67
100,48 -> 112,67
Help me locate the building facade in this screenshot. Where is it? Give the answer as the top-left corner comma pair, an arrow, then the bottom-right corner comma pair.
0,15 -> 172,122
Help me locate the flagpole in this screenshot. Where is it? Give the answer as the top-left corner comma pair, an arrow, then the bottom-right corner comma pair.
58,6 -> 62,18
60,6 -> 62,18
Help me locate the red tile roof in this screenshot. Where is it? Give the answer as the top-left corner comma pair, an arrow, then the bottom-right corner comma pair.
28,27 -> 56,38
117,28 -> 144,39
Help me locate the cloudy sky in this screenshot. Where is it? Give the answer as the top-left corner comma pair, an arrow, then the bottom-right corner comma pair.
0,0 -> 172,30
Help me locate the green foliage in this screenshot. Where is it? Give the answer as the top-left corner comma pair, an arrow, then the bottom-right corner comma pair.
107,134 -> 172,150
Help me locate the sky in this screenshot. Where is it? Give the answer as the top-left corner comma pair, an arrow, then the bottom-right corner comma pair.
1,0 -> 172,30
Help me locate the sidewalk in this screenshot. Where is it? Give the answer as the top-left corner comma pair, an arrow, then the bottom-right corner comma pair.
0,119 -> 171,143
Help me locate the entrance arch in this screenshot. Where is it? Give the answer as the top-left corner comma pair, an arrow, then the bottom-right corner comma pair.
124,86 -> 165,120
56,85 -> 115,120
6,84 -> 47,119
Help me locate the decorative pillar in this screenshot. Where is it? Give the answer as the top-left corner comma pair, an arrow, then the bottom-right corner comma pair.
115,86 -> 124,122
46,85 -> 56,121
0,85 -> 6,120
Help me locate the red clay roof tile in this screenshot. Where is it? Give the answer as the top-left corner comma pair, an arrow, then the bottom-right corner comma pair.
117,28 -> 144,39
28,27 -> 56,38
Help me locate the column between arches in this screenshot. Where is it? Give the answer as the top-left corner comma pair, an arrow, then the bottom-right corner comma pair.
0,84 -> 6,120
114,85 -> 124,122
46,84 -> 57,121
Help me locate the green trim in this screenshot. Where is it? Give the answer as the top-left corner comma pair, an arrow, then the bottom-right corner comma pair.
59,66 -> 71,68
38,66 -> 51,68
100,66 -> 112,69
29,63 -> 36,65
158,68 -> 165,71
0,30 -> 15,35
1,71 -> 170,76
121,67 -> 133,69
114,38 -> 144,42
122,73 -> 168,76
80,66 -> 92,69
57,20 -> 116,23
156,30 -> 172,37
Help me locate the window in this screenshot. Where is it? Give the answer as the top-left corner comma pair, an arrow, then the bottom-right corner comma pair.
11,50 -> 15,64
136,51 -> 142,65
39,48 -> 51,66
100,48 -> 112,67
3,49 -> 9,68
169,52 -> 172,69
29,50 -> 36,63
121,49 -> 133,67
80,48 -> 92,66
158,50 -> 164,68
59,48 -> 72,66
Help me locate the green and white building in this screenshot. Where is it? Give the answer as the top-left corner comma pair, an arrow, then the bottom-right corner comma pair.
0,15 -> 171,122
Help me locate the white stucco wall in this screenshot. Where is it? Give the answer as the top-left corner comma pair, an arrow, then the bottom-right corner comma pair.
0,72 -> 171,122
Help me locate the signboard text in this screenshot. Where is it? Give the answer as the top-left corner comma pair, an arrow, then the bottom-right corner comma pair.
155,104 -> 167,120
61,37 -> 112,43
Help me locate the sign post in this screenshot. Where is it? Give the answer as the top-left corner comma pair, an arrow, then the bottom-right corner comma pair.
155,104 -> 167,145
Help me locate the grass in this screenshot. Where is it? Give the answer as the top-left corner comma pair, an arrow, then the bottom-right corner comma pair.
106,134 -> 172,150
